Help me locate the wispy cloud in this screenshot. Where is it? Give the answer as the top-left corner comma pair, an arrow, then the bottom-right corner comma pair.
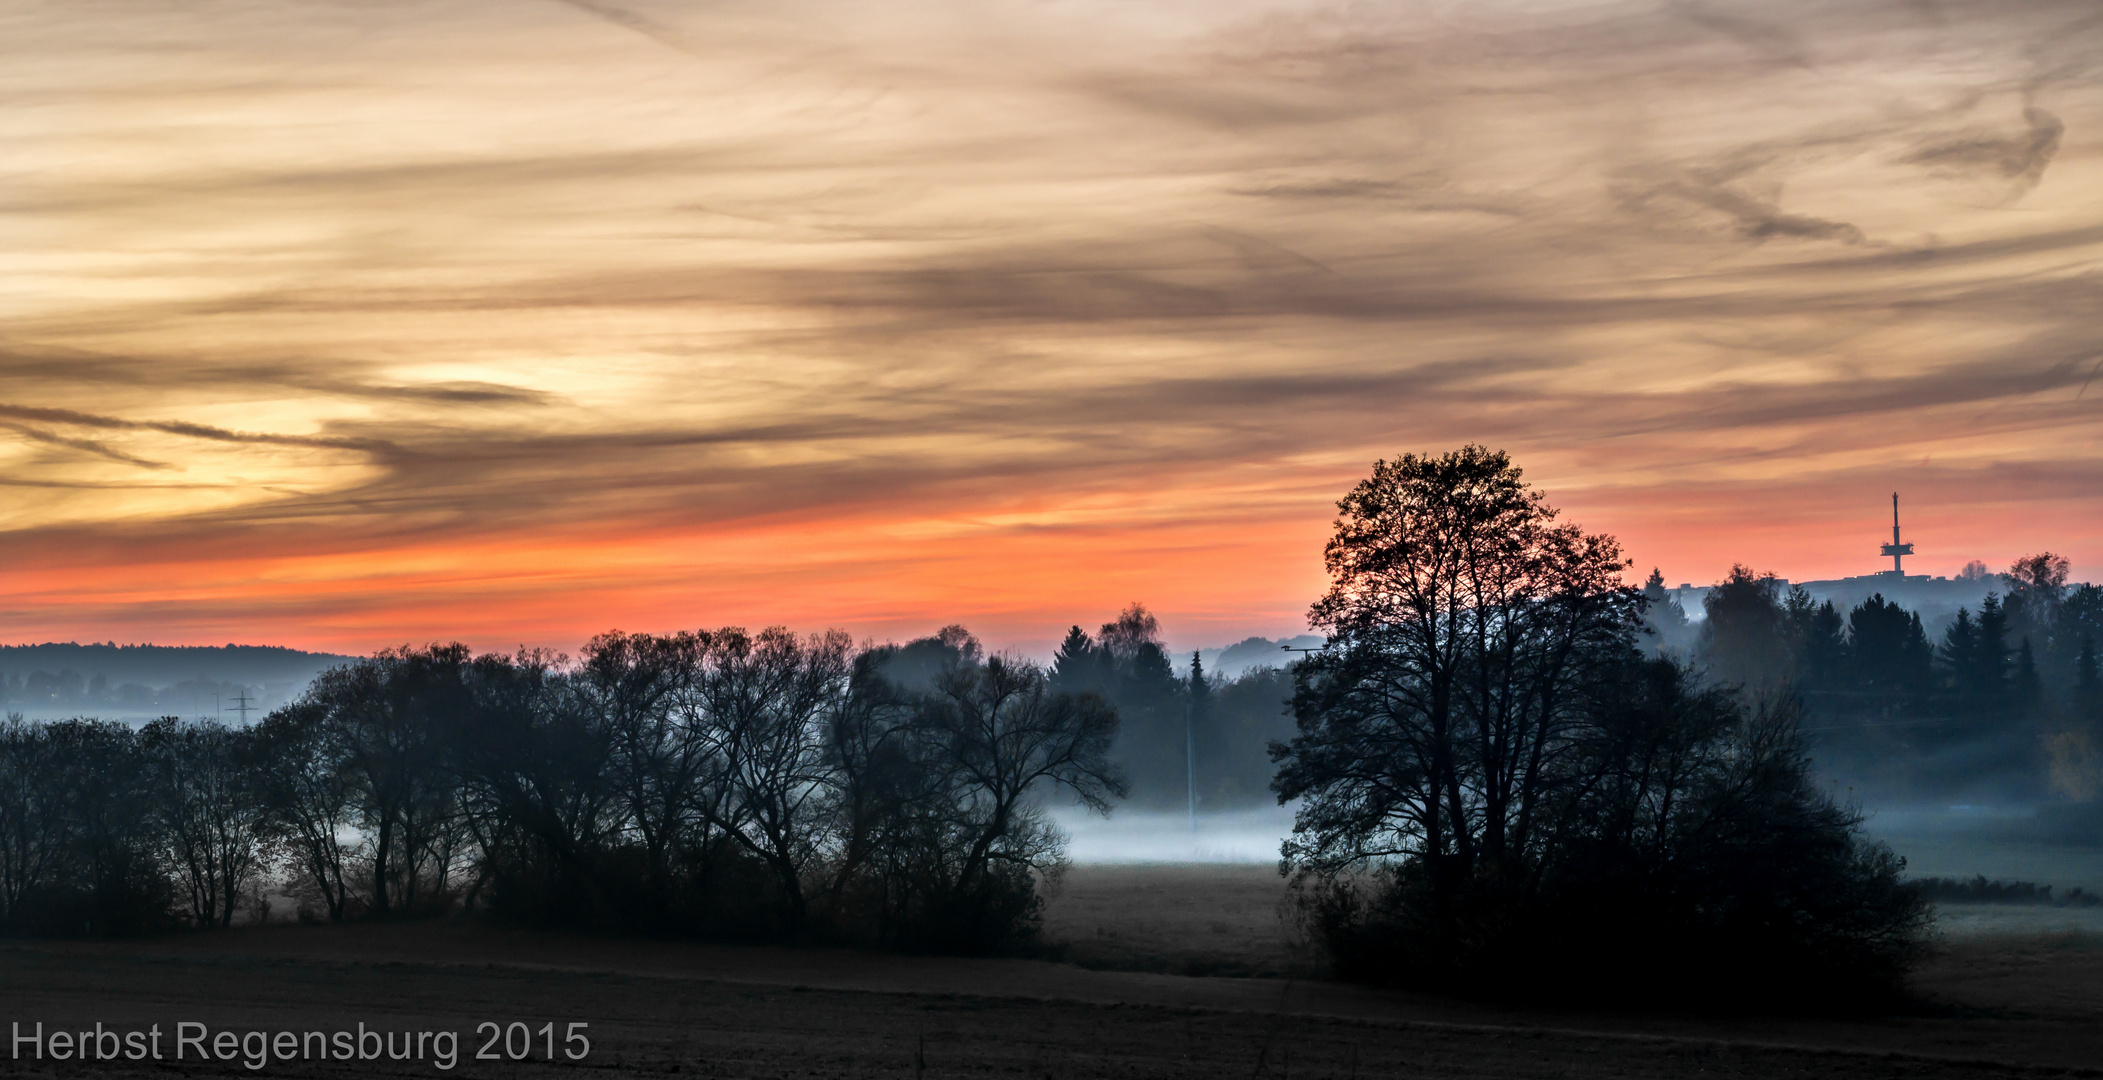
1,0 -> 2099,652
0,403 -> 398,455
1902,107 -> 2065,193
0,422 -> 167,469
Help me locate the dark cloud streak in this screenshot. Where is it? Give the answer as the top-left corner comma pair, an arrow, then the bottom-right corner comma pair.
0,422 -> 166,469
1901,106 -> 2064,191
0,403 -> 399,455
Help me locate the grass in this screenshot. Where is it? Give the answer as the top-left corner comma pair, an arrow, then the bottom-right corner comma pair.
1038,863 -> 1315,976
2,865 -> 2100,1077
4,916 -> 2099,1078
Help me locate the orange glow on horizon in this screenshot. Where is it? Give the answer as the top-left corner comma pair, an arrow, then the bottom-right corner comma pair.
4,0 -> 2099,657
4,464 -> 2092,659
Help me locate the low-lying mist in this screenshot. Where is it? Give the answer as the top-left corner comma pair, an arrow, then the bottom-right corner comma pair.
1861,804 -> 2103,892
1054,800 -> 2103,936
1052,806 -> 1297,865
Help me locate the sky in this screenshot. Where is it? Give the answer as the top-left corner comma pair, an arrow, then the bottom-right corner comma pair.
2,0 -> 2100,657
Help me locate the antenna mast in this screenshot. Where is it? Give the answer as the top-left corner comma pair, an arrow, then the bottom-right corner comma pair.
1878,491 -> 1914,576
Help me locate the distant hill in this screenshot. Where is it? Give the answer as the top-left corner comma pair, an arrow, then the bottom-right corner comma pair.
1189,635 -> 1325,681
0,642 -> 358,723
1663,573 -> 2074,640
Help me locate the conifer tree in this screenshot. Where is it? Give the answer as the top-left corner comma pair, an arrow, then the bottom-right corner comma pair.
1049,626 -> 1102,694
2077,635 -> 2100,725
2013,638 -> 2042,717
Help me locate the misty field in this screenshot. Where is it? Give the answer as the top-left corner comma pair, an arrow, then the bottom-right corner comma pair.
5,866 -> 2100,1079
1049,807 -> 2103,943
1040,864 -> 1311,977
1040,863 -> 2103,968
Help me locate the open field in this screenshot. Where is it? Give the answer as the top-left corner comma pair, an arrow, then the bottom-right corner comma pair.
1040,864 -> 1311,977
1052,806 -> 2103,940
1041,863 -> 2103,971
4,867 -> 2101,1079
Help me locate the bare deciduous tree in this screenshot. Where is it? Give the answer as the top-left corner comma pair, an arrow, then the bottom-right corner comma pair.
143,719 -> 271,928
258,702 -> 360,921
1279,445 -> 1637,892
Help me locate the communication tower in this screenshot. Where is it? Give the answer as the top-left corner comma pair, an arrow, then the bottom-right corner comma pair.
1879,492 -> 1914,577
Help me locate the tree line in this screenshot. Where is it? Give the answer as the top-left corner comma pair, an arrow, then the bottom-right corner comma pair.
1650,556 -> 2101,723
1047,606 -> 1297,809
0,628 -> 1121,950
1643,556 -> 2103,802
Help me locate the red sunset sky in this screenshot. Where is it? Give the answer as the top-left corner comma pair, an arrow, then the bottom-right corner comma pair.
3,0 -> 2098,658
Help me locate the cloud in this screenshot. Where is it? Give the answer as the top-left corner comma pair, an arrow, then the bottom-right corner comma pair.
1661,182 -> 1870,245
1,0 -> 2101,650
545,0 -> 701,56
1902,106 -> 2065,192
0,422 -> 167,469
1667,2 -> 1813,66
0,403 -> 397,455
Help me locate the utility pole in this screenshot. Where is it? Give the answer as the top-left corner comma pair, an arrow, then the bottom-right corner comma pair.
1185,696 -> 1195,836
231,688 -> 256,725
1185,653 -> 1198,838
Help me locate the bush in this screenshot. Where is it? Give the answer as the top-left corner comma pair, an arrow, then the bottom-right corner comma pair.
1290,670 -> 1930,1009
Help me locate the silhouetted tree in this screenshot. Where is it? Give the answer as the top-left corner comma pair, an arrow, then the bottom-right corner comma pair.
257,702 -> 360,921
1201,666 -> 1296,806
691,627 -> 855,929
2003,553 -> 2070,669
813,628 -> 1125,949
1274,446 -> 1637,907
822,643 -> 932,930
1638,568 -> 1693,655
445,650 -> 614,923
1977,596 -> 2012,691
1050,605 -> 1184,805
1048,626 -> 1104,694
906,653 -> 1124,948
142,719 -> 271,929
0,626 -> 1126,951
0,718 -> 66,928
1275,448 -> 1927,1005
2012,639 -> 2043,718
1941,608 -> 1978,695
44,720 -> 175,935
1942,598 -> 2011,719
1846,595 -> 1932,699
2078,636 -> 2101,725
303,645 -> 472,917
1541,664 -> 1927,1002
2062,587 -> 2103,693
880,625 -> 982,691
1793,595 -> 1847,692
1098,604 -> 1160,664
578,630 -> 703,920
1699,567 -> 1794,687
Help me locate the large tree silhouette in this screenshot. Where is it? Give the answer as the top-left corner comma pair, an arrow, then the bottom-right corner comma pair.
1274,446 -> 1637,894
1273,447 -> 1927,1003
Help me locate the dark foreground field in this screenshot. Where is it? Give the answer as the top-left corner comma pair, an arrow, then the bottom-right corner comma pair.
4,867 -> 2100,1079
